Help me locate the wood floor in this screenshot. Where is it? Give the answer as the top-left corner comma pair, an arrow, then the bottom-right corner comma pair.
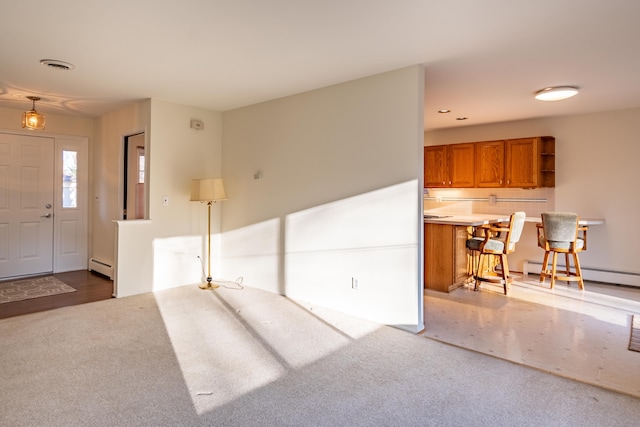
0,270 -> 114,320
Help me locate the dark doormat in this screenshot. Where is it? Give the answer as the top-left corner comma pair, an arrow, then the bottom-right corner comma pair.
630,315 -> 640,352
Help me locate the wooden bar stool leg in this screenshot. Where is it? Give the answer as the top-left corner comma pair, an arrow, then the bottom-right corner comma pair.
550,252 -> 558,289
540,250 -> 550,283
474,253 -> 483,291
573,253 -> 585,291
500,254 -> 510,295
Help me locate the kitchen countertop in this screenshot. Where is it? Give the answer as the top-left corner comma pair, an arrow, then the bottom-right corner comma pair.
423,213 -> 511,226
424,213 -> 605,226
525,217 -> 605,225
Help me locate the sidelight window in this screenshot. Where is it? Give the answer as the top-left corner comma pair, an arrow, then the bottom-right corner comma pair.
62,150 -> 77,208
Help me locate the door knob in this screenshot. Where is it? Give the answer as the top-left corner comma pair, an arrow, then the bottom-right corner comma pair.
41,213 -> 52,218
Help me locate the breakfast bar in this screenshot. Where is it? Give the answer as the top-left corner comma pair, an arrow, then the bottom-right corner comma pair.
423,214 -> 510,292
424,213 -> 605,293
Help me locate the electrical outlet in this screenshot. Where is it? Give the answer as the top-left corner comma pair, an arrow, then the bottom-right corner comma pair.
352,277 -> 359,290
162,196 -> 169,206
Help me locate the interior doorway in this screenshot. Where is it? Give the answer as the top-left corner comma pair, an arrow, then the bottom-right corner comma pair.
123,132 -> 146,220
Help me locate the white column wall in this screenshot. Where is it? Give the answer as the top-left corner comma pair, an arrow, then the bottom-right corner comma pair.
221,66 -> 425,332
113,100 -> 223,297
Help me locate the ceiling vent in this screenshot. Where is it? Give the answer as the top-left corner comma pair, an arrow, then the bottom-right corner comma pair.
40,59 -> 75,71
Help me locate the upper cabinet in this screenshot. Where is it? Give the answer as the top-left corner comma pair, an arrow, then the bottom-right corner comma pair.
424,145 -> 448,187
475,140 -> 505,187
505,137 -> 555,188
448,143 -> 475,187
425,136 -> 555,189
424,143 -> 475,188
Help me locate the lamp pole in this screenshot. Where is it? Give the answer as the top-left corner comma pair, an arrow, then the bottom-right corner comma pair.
191,177 -> 227,290
202,200 -> 219,289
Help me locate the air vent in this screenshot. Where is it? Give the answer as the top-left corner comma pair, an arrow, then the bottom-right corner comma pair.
40,59 -> 75,70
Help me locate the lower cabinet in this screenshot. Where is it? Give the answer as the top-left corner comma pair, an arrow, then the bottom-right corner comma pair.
424,223 -> 471,292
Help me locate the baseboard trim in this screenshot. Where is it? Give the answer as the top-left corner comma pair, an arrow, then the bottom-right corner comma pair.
523,260 -> 640,288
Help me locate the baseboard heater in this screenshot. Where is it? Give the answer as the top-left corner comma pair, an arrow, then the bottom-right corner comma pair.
88,258 -> 114,280
522,260 -> 640,288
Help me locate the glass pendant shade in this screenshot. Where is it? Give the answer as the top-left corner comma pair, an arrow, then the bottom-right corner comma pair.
22,110 -> 46,130
22,96 -> 45,130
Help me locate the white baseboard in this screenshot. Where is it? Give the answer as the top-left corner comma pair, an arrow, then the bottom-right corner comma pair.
88,258 -> 114,280
523,260 -> 640,288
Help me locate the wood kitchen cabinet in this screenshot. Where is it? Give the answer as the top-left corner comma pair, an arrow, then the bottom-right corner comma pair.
448,143 -> 475,187
505,137 -> 555,188
424,143 -> 475,188
425,136 -> 555,189
424,145 -> 447,187
424,223 -> 470,292
475,140 -> 505,187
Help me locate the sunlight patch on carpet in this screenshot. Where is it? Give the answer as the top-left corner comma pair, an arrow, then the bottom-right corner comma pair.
0,276 -> 76,304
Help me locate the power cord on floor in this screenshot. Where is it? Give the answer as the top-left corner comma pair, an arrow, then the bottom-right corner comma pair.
197,255 -> 245,290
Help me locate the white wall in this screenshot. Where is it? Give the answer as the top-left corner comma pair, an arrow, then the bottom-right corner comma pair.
114,100 -> 223,297
93,101 -> 150,270
424,107 -> 640,284
221,66 -> 425,332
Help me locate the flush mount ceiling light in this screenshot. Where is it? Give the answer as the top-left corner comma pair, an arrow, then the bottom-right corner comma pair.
22,96 -> 45,130
534,86 -> 579,101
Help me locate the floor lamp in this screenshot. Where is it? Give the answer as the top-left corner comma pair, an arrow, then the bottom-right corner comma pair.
190,178 -> 228,289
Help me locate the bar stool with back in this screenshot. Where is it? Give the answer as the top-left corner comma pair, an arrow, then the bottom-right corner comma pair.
466,211 -> 526,295
537,212 -> 587,290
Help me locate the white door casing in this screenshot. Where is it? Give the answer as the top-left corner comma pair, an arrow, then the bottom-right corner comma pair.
0,133 -> 54,278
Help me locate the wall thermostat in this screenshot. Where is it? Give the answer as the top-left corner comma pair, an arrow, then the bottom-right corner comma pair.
190,119 -> 204,130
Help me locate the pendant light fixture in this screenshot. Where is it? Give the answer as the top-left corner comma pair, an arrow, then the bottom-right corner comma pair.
22,96 -> 46,130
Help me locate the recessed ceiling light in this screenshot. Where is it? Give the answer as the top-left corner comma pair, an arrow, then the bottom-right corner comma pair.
40,59 -> 75,71
456,117 -> 468,121
534,86 -> 579,101
438,109 -> 451,114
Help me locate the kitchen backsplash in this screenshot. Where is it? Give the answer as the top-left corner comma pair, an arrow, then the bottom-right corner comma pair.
423,187 -> 555,217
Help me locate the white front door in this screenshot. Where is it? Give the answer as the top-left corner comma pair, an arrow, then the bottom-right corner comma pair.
0,133 -> 54,278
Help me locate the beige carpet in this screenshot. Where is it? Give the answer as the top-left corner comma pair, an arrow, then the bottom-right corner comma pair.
630,315 -> 640,352
0,276 -> 76,304
2,284 -> 640,426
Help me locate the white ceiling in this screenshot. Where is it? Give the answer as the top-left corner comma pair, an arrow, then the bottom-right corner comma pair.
2,1 -> 639,131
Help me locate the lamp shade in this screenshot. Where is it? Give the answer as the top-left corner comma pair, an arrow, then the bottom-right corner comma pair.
190,178 -> 228,202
